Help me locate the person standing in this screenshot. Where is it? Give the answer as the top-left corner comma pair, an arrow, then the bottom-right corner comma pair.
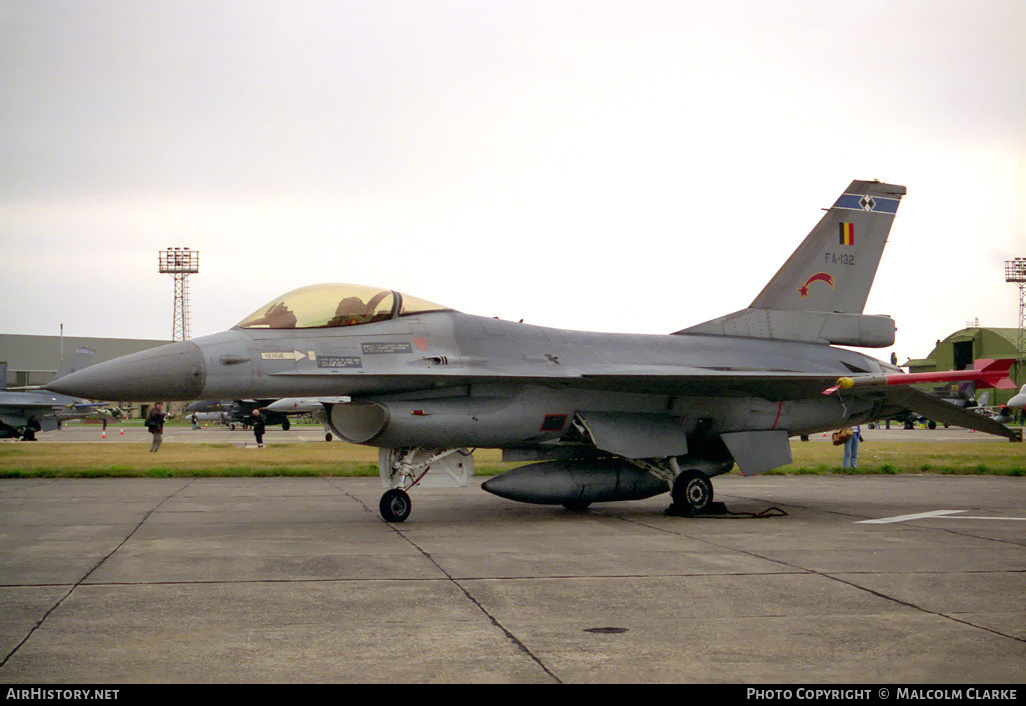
843,424 -> 863,468
146,402 -> 170,453
251,408 -> 266,448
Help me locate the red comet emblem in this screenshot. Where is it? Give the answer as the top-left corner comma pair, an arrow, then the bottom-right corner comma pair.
797,272 -> 834,298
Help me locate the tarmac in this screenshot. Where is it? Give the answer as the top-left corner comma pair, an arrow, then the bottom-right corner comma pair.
1,455 -> 1024,683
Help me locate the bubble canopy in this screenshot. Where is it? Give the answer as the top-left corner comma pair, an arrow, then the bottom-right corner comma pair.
235,283 -> 451,330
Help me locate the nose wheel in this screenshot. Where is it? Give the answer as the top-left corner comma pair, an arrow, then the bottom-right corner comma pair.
379,488 -> 412,523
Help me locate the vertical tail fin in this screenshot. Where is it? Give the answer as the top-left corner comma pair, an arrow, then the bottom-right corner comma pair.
54,347 -> 95,380
751,180 -> 906,314
679,180 -> 906,347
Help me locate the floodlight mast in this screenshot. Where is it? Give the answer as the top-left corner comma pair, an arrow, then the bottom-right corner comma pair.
1005,257 -> 1026,388
158,247 -> 199,341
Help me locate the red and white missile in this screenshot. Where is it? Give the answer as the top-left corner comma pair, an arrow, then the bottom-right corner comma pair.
824,358 -> 1016,395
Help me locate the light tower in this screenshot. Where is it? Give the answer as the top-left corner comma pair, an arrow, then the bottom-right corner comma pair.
159,247 -> 199,341
1005,257 -> 1026,387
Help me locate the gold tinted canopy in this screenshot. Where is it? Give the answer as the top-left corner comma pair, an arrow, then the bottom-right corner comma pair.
236,284 -> 451,329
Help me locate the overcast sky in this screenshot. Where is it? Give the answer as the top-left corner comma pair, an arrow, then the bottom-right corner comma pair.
2,0 -> 1024,364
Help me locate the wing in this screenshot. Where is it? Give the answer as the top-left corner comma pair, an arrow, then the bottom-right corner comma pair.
0,396 -> 69,415
578,368 -> 1022,440
577,366 -> 841,399
270,364 -> 841,400
0,394 -> 108,422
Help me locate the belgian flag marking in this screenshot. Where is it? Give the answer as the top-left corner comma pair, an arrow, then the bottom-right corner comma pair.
839,222 -> 855,246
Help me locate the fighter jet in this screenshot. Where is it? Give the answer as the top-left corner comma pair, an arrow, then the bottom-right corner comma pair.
184,399 -> 296,431
183,397 -> 346,439
262,397 -> 348,440
46,180 -> 1022,521
892,371 -> 1014,428
1,349 -> 112,440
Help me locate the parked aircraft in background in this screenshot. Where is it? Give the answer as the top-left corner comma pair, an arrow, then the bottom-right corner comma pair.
937,381 -> 980,409
263,397 -> 348,440
962,389 -> 1017,424
892,369 -> 1018,429
184,397 -> 347,440
1,349 -> 113,440
184,399 -> 295,430
47,180 -> 1021,522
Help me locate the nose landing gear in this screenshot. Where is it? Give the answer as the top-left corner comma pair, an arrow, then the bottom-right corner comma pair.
376,447 -> 475,523
379,488 -> 412,523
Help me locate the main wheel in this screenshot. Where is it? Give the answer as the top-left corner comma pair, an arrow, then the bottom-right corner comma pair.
282,419 -> 291,431
379,488 -> 412,523
671,470 -> 713,515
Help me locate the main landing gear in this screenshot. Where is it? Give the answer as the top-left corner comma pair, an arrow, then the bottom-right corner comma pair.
667,470 -> 714,516
630,457 -> 723,517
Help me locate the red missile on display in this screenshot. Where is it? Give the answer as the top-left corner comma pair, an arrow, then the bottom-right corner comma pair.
824,358 -> 1016,395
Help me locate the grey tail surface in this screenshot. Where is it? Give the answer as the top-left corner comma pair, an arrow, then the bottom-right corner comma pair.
54,347 -> 96,380
679,179 -> 906,347
749,179 -> 906,314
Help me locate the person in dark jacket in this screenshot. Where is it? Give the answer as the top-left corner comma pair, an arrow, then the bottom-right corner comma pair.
251,408 -> 266,448
146,402 -> 171,452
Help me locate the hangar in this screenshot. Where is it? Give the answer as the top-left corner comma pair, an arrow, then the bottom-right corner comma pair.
1,333 -> 170,417
905,326 -> 1024,406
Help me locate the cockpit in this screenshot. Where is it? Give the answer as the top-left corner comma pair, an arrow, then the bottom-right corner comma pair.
235,283 -> 452,330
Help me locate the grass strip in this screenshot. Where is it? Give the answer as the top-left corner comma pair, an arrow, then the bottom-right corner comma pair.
0,439 -> 1023,479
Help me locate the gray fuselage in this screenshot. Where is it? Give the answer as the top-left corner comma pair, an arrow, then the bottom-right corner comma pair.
46,310 -> 899,450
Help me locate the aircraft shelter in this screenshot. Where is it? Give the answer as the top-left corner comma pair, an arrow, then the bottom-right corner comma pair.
904,326 -> 1024,406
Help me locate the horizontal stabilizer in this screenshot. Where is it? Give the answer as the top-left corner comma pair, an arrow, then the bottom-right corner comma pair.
679,309 -> 896,347
680,179 -> 905,347
885,387 -> 1022,441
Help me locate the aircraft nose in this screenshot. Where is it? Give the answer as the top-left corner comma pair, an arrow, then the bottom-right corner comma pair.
46,340 -> 206,401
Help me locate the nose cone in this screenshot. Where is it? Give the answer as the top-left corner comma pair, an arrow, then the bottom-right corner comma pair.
1010,385 -> 1026,410
46,341 -> 206,401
